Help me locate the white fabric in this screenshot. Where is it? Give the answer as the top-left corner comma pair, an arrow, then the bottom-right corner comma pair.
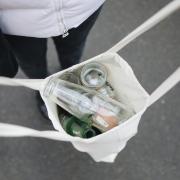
0,0 -> 179,163
0,77 -> 42,90
0,0 -> 105,37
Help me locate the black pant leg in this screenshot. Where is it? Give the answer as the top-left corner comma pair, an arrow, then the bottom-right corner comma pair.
53,6 -> 102,70
5,35 -> 48,79
0,30 -> 18,77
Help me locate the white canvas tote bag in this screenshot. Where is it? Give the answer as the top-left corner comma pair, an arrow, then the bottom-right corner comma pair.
0,0 -> 179,163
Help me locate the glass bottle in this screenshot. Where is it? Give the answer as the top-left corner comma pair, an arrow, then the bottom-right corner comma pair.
44,78 -> 134,132
61,115 -> 96,138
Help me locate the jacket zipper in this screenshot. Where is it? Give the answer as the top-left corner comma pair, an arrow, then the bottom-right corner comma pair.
59,0 -> 69,38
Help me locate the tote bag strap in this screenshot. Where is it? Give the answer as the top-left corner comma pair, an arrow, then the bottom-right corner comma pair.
148,67 -> 180,107
0,122 -> 73,141
0,76 -> 43,90
105,0 -> 180,106
0,77 -> 74,141
106,0 -> 180,53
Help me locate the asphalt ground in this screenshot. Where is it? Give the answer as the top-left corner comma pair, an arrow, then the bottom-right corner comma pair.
0,0 -> 180,180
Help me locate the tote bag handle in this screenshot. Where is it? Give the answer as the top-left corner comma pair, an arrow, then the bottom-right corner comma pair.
0,77 -> 75,141
148,67 -> 180,107
0,76 -> 42,90
0,123 -> 73,141
106,0 -> 180,107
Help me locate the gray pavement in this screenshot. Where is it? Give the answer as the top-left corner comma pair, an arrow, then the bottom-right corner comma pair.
0,0 -> 180,180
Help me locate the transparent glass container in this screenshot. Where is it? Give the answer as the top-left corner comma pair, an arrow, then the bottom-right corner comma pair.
43,78 -> 134,132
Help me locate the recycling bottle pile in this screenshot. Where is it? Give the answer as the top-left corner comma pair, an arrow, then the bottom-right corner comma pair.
43,62 -> 134,138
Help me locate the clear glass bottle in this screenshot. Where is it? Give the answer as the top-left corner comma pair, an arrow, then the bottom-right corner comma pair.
44,78 -> 134,132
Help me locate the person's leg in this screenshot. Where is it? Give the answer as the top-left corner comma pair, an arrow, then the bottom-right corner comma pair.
5,35 -> 48,79
0,30 -> 18,77
5,35 -> 49,119
53,6 -> 102,70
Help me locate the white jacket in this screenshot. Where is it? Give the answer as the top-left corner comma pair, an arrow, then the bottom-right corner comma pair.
0,0 -> 105,38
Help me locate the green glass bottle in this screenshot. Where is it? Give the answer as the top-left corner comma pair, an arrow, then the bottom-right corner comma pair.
62,115 -> 96,139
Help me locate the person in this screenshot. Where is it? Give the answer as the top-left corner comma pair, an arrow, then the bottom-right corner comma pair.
0,0 -> 105,119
